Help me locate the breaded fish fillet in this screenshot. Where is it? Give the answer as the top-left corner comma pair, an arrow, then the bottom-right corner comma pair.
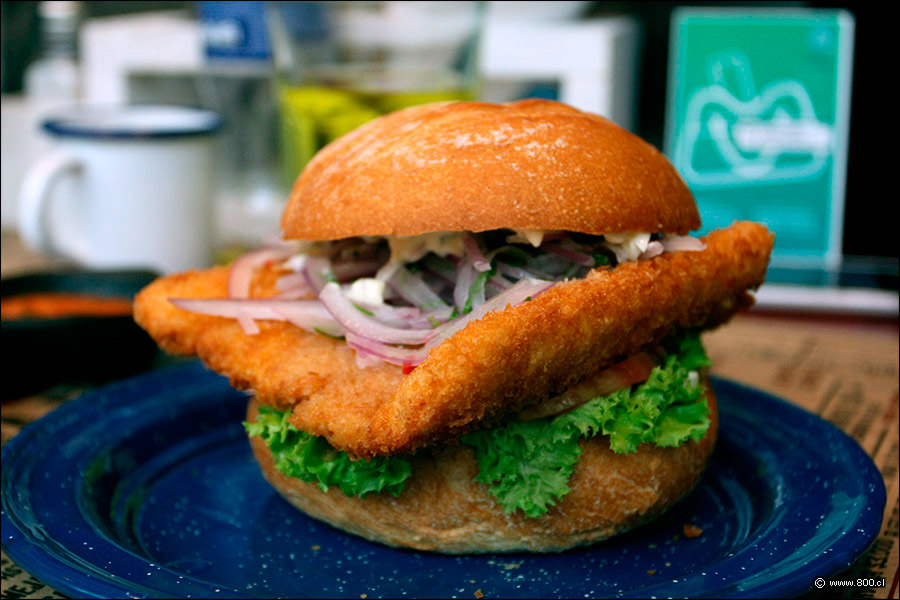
134,221 -> 773,458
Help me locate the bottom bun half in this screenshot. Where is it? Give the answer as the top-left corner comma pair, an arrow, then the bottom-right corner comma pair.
247,384 -> 718,554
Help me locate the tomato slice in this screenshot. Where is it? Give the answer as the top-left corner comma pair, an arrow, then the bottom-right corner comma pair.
518,351 -> 657,421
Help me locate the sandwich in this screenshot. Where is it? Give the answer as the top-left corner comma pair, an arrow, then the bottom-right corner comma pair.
134,99 -> 774,553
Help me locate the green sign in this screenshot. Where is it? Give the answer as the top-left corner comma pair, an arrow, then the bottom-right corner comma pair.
665,8 -> 855,273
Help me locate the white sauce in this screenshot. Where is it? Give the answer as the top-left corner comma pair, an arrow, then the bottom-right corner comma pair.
603,232 -> 652,263
346,277 -> 387,306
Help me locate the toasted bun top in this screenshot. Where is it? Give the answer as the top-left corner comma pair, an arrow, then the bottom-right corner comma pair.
282,99 -> 699,240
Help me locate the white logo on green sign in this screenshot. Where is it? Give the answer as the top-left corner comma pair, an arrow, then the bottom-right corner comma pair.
665,9 -> 854,270
676,50 -> 833,188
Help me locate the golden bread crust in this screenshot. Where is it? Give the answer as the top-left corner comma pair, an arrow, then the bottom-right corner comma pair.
134,221 -> 772,458
247,384 -> 719,553
281,99 -> 700,240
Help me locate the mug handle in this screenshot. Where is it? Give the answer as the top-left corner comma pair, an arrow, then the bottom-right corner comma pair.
18,151 -> 83,256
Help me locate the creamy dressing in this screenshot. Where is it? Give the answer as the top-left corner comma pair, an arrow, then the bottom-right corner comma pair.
303,229 -> 657,306
387,232 -> 466,265
505,229 -> 548,247
346,278 -> 387,306
603,232 -> 652,263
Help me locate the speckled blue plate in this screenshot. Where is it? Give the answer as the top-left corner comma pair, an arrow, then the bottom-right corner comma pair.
2,362 -> 886,599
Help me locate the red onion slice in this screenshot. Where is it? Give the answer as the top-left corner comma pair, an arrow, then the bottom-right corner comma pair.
361,304 -> 421,329
497,263 -> 543,281
227,246 -> 297,335
344,332 -> 429,367
407,306 -> 455,328
488,273 -> 512,291
170,298 -> 342,338
661,235 -> 706,252
302,256 -> 333,294
354,348 -> 387,369
426,278 -> 554,351
171,298 -> 280,320
388,267 -> 450,310
228,246 -> 297,299
237,314 -> 260,335
541,244 -> 595,267
318,282 -> 434,345
639,241 -> 665,261
463,234 -> 491,272
276,272 -> 309,293
269,302 -> 344,337
272,288 -> 310,300
453,260 -> 475,312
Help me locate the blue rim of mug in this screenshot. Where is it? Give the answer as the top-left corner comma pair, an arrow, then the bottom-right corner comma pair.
42,105 -> 224,139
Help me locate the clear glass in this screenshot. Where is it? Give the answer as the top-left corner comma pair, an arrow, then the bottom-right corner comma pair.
267,1 -> 483,184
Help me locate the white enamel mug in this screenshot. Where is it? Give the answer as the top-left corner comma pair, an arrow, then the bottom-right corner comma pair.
17,105 -> 223,273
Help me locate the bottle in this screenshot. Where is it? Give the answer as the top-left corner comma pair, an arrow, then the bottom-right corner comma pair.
24,1 -> 81,103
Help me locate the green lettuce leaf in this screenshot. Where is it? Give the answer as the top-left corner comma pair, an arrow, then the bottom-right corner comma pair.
246,331 -> 711,513
461,331 -> 711,516
462,419 -> 583,518
244,407 -> 411,498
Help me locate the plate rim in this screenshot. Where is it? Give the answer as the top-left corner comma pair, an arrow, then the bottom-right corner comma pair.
1,363 -> 887,599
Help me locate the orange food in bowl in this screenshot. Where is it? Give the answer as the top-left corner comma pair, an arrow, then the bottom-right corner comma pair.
1,293 -> 133,320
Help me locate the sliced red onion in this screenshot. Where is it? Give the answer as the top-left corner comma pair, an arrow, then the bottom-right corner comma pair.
661,235 -> 706,252
276,272 -> 310,293
463,234 -> 491,272
497,262 -> 549,282
272,288 -> 310,300
302,256 -> 333,294
426,278 -> 554,351
468,269 -> 493,312
228,246 -> 296,299
354,348 -> 387,369
541,244 -> 595,267
227,246 -> 298,334
639,241 -> 665,260
344,332 -> 429,367
170,298 -> 321,321
388,267 -> 450,310
530,252 -> 575,276
237,314 -> 259,335
488,273 -> 512,291
453,260 -> 475,312
361,303 -> 421,329
318,282 -> 434,345
170,297 -> 342,337
269,302 -> 344,338
406,305 -> 455,328
420,255 -> 457,285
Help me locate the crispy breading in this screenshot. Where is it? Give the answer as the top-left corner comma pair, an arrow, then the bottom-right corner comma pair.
134,221 -> 773,458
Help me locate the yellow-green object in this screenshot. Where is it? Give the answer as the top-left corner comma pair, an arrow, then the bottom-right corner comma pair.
278,82 -> 475,186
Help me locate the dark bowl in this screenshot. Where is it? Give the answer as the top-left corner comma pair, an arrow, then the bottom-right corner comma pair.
1,270 -> 161,400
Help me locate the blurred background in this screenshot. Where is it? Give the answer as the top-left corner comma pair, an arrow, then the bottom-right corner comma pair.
1,0 -> 896,312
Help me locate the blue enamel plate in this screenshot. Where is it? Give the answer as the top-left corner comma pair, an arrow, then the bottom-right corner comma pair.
2,362 -> 886,599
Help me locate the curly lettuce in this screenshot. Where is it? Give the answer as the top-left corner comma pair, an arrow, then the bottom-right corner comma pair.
246,332 -> 711,516
460,331 -> 712,516
244,407 -> 411,497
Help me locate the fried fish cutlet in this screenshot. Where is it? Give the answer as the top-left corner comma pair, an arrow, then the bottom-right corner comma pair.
134,220 -> 772,458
